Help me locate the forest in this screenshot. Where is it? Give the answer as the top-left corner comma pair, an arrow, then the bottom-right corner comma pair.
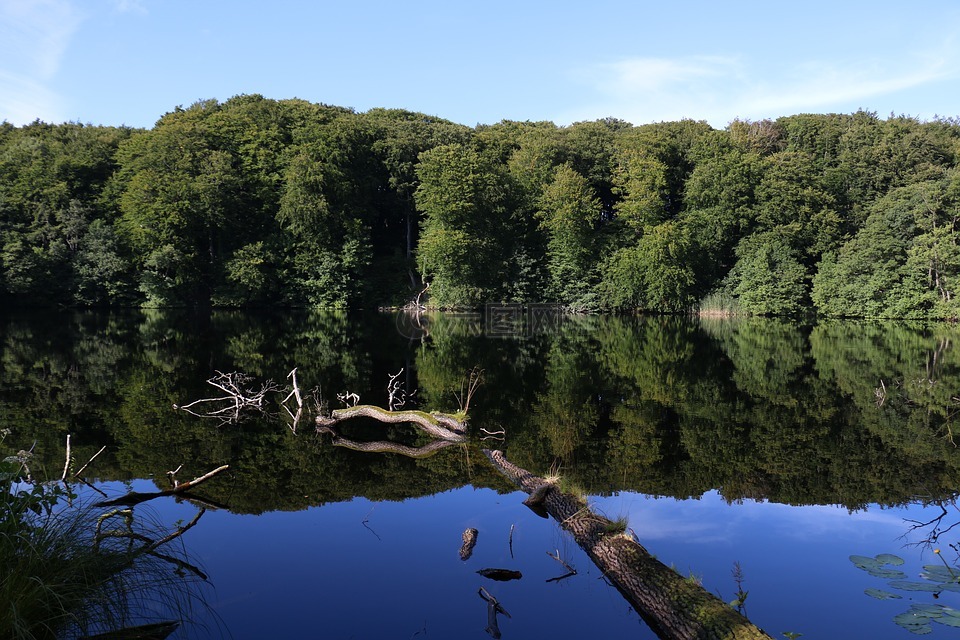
2,94 -> 960,318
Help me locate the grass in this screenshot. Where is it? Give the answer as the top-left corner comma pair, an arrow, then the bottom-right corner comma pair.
1,440 -> 208,640
602,516 -> 629,536
697,291 -> 745,317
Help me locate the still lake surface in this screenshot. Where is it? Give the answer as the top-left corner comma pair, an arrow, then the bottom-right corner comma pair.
4,308 -> 960,638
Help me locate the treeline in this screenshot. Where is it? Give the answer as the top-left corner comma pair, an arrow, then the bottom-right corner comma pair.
3,95 -> 960,317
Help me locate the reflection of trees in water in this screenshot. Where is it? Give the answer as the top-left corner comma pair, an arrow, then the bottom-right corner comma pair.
3,309 -> 960,514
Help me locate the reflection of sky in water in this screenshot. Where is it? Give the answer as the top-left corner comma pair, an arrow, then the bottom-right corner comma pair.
593,491 -> 960,639
104,482 -> 960,639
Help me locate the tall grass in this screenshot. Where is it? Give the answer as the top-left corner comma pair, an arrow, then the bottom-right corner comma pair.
697,291 -> 745,317
1,441 -> 209,640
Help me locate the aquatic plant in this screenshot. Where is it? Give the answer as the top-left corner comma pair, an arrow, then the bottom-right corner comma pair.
850,551 -> 960,634
0,434 -> 208,639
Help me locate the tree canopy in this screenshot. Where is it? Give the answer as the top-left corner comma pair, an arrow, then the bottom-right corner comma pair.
3,99 -> 960,318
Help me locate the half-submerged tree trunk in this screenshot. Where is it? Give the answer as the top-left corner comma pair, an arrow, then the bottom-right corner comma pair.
315,404 -> 466,441
483,450 -> 772,640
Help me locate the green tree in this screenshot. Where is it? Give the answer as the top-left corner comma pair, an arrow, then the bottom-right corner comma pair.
537,164 -> 602,306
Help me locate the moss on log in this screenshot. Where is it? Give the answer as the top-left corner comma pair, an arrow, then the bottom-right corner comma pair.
315,404 -> 466,441
483,450 -> 772,640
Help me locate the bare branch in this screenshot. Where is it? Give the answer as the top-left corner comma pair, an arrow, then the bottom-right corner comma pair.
74,445 -> 107,479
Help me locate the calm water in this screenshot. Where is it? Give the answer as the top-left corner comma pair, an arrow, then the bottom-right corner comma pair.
3,309 -> 960,638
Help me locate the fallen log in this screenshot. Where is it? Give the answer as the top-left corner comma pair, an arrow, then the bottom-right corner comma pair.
483,450 -> 772,640
315,404 -> 466,441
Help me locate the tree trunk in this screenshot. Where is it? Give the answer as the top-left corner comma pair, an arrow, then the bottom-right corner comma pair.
315,404 -> 466,441
483,450 -> 773,640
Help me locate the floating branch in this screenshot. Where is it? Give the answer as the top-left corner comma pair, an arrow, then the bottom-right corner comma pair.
478,587 -> 510,639
482,449 -> 772,640
95,465 -> 229,508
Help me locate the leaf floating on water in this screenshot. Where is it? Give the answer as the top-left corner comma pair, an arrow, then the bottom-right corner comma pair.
888,580 -> 942,592
921,565 -> 959,583
477,568 -> 523,581
934,614 -> 960,628
849,554 -> 907,579
875,553 -> 905,566
865,588 -> 902,600
893,611 -> 934,635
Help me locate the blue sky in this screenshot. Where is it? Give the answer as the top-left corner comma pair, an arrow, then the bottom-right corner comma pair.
3,0 -> 960,130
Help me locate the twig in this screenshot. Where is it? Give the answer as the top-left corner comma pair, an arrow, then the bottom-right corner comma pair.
61,434 -> 71,481
547,549 -> 577,574
145,508 -> 205,552
362,506 -> 381,541
509,524 -> 515,559
546,571 -> 577,583
74,445 -> 107,479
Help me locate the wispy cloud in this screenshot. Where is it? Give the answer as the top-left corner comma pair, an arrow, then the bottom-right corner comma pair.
561,44 -> 959,127
0,0 -> 82,123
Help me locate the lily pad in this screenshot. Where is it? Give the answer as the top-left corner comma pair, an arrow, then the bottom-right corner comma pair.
888,580 -> 943,592
865,588 -> 902,600
921,565 -> 960,583
876,553 -> 905,566
849,554 -> 908,579
894,611 -> 934,635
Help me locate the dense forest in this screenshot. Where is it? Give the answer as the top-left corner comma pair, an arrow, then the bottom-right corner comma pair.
2,95 -> 960,317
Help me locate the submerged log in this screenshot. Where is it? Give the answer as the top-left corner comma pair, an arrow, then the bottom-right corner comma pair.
477,568 -> 522,581
483,450 -> 772,640
315,404 -> 466,441
460,527 -> 479,560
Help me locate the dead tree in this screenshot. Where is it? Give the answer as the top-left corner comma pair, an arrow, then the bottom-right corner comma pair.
175,371 -> 280,425
483,449 -> 772,640
316,405 -> 466,441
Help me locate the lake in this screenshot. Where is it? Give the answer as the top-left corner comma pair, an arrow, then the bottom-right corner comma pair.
3,308 -> 960,638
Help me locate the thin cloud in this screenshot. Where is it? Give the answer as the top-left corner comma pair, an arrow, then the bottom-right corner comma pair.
562,46 -> 959,127
0,0 -> 82,123
0,71 -> 62,124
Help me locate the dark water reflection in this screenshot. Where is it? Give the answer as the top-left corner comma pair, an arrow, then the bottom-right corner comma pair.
3,309 -> 960,638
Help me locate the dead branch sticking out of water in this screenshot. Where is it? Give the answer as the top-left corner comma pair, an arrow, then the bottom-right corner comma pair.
478,587 -> 510,639
482,449 -> 772,640
175,371 -> 280,425
94,465 -> 229,508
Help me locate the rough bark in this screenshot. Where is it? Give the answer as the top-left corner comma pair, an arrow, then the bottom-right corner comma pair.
315,404 -> 466,441
483,450 -> 772,640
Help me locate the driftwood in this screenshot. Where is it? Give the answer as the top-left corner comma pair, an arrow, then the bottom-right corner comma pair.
318,426 -> 459,458
478,586 -> 510,639
460,527 -> 479,560
94,465 -> 229,508
483,450 -> 772,640
315,405 -> 466,441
